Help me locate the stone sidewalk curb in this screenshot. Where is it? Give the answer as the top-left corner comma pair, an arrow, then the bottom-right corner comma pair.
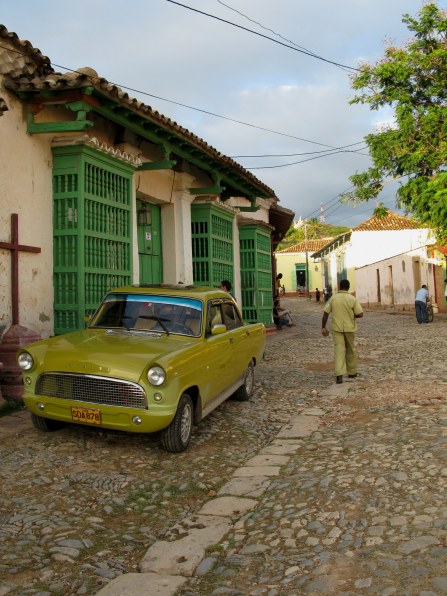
96,405 -> 328,595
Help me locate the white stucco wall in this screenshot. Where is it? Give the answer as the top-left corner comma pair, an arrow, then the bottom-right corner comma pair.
355,247 -> 439,309
349,229 -> 434,268
0,88 -> 54,337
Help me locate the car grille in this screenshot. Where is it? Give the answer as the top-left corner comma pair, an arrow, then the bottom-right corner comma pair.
36,373 -> 147,409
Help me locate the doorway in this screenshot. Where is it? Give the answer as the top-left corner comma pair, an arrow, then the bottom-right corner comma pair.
376,269 -> 381,303
295,264 -> 306,291
137,200 -> 162,284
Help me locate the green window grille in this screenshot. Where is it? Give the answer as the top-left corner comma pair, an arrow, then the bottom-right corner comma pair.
52,145 -> 134,334
191,204 -> 234,287
240,225 -> 273,324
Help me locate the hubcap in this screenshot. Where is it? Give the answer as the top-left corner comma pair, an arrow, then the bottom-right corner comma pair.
245,365 -> 254,396
180,402 -> 192,443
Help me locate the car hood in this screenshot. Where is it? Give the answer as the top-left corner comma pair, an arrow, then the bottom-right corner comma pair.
24,329 -> 195,381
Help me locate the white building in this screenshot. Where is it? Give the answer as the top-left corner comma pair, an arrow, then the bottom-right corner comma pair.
311,210 -> 446,311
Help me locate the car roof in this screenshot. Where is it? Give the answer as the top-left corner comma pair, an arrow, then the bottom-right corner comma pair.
107,285 -> 232,300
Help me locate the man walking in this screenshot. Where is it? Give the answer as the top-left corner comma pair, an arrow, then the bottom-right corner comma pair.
321,279 -> 364,384
415,284 -> 429,324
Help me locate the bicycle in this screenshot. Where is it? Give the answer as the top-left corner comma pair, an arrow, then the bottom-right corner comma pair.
427,301 -> 434,323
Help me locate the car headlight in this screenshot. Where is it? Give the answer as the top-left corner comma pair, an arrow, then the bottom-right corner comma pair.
147,366 -> 166,386
18,352 -> 34,371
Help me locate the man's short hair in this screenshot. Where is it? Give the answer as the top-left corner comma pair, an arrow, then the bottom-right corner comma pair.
340,279 -> 350,290
220,280 -> 232,292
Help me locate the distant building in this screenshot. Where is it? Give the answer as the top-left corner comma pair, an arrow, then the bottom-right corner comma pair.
311,210 -> 446,311
275,238 -> 334,296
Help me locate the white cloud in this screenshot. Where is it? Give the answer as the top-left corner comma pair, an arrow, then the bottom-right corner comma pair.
1,0 -> 434,226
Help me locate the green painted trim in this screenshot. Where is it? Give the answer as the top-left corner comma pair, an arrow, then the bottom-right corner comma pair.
189,185 -> 225,195
238,205 -> 260,212
52,143 -> 137,174
28,120 -> 94,133
91,102 -> 269,199
27,111 -> 93,134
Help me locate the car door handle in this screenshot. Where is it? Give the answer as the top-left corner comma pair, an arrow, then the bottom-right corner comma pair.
229,337 -> 235,343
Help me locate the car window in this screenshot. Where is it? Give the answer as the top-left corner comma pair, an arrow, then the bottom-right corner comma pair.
90,294 -> 203,336
222,301 -> 242,330
206,303 -> 223,335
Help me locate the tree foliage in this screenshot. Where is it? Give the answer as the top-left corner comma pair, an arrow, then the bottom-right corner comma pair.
278,219 -> 349,250
348,3 -> 447,242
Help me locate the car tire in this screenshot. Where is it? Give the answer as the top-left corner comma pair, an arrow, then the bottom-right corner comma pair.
160,393 -> 194,452
30,413 -> 63,432
232,360 -> 255,402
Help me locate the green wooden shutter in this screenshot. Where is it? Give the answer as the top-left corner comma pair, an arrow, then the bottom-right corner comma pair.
52,145 -> 134,334
240,225 -> 272,324
191,204 -> 234,286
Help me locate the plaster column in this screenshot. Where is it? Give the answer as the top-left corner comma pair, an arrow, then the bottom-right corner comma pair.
131,176 -> 139,284
161,176 -> 195,284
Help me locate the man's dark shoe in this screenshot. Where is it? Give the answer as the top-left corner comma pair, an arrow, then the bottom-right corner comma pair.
336,375 -> 343,384
348,374 -> 357,378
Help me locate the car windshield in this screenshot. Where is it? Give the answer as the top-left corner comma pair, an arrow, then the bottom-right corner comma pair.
89,294 -> 203,337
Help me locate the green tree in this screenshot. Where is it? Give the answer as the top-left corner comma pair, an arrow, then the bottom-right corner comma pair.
278,220 -> 349,250
347,3 -> 447,242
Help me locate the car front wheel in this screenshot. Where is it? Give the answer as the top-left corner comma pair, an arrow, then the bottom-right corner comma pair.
31,413 -> 64,432
160,393 -> 194,452
232,360 -> 255,402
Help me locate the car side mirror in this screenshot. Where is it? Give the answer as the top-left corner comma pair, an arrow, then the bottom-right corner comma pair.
211,324 -> 227,336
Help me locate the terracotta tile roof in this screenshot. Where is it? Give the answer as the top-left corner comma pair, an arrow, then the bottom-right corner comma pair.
0,97 -> 7,115
435,245 -> 447,257
0,25 -> 52,77
0,25 -> 277,199
353,210 -> 424,232
275,237 -> 334,254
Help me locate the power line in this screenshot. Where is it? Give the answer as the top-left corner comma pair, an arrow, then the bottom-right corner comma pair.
246,147 -> 369,170
0,42 -> 363,151
295,186 -> 354,223
165,0 -> 360,72
231,141 -> 366,158
327,196 -> 398,226
216,0 -> 352,74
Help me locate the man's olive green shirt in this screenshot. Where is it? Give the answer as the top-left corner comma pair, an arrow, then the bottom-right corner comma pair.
323,291 -> 363,332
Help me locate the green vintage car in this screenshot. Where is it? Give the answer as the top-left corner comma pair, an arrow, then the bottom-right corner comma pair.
17,285 -> 266,452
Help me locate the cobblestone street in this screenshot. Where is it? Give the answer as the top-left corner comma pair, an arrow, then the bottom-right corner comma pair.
1,298 -> 447,595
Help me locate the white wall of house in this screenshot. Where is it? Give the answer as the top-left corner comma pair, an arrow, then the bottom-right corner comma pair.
322,228 -> 435,295
348,229 -> 434,268
0,87 -> 54,338
355,247 -> 441,309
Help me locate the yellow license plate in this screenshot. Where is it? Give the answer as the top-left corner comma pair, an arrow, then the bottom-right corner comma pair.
71,406 -> 101,425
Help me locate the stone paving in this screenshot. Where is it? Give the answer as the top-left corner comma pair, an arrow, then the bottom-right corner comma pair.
0,299 -> 447,595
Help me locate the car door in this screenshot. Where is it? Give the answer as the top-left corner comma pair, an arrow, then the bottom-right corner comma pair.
221,300 -> 250,383
200,301 -> 233,403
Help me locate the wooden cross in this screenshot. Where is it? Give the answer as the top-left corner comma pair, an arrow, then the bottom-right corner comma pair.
0,213 -> 41,325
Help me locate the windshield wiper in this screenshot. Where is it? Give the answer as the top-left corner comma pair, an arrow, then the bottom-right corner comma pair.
134,315 -> 170,335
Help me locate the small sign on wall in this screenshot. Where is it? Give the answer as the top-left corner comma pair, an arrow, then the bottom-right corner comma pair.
145,232 -> 152,241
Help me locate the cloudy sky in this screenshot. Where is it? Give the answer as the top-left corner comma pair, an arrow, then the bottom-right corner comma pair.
1,0 -> 438,227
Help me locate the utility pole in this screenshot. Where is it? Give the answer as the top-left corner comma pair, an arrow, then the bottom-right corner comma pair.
304,222 -> 310,300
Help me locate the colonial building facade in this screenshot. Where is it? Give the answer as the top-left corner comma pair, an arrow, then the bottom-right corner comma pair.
275,238 -> 333,297
0,25 -> 294,338
311,210 -> 446,312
